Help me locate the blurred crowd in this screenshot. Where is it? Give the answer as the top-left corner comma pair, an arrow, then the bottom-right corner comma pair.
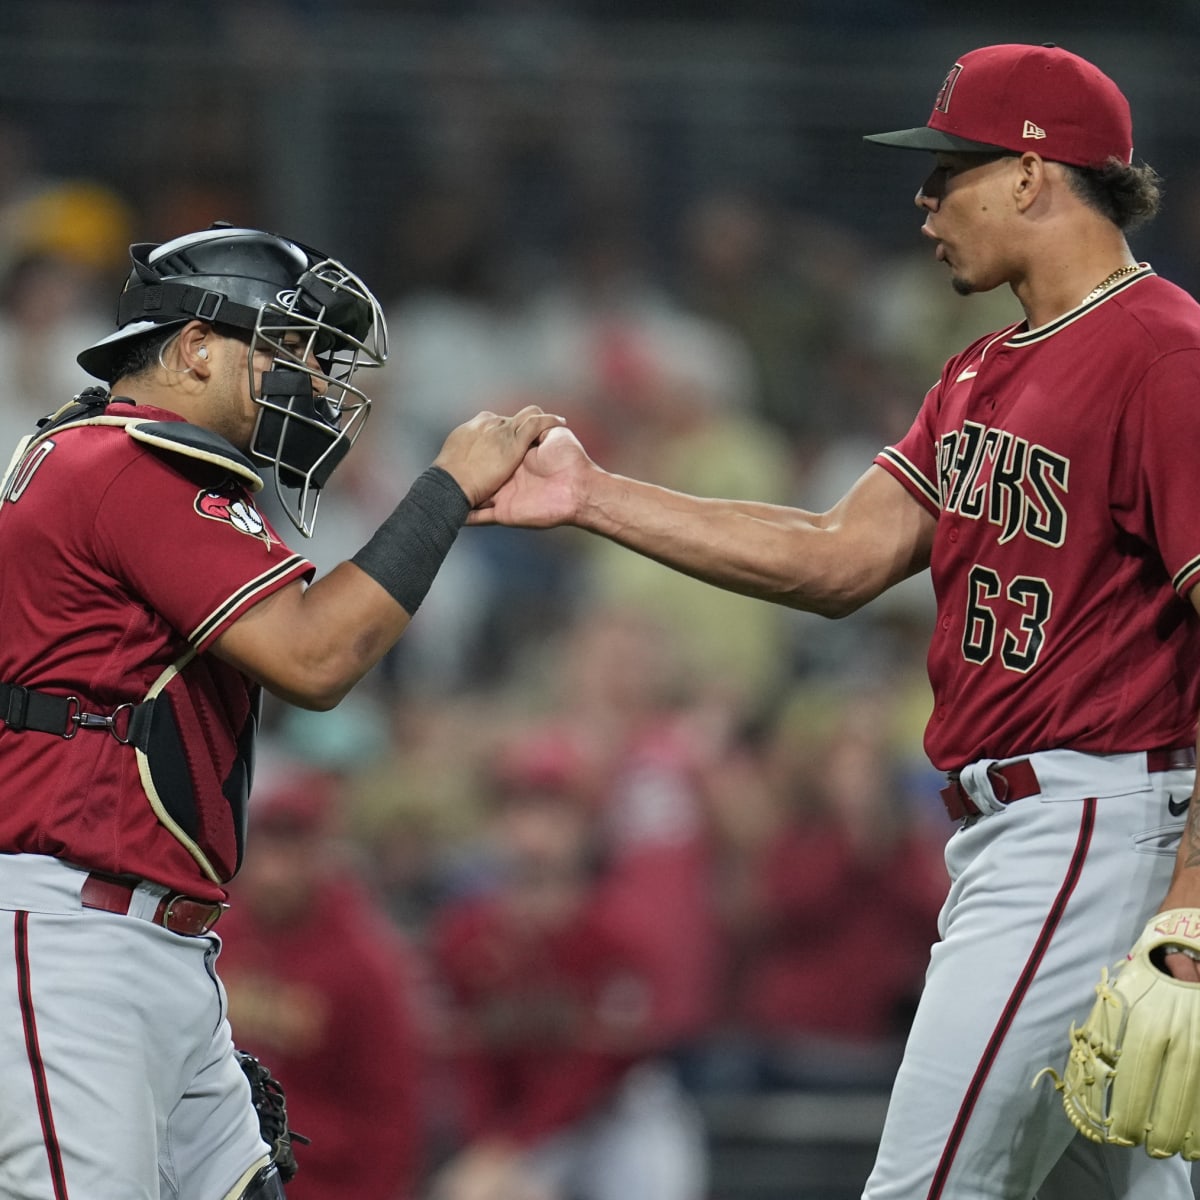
2,8 -> 1199,1196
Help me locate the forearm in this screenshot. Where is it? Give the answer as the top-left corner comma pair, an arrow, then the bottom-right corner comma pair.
577,465 -> 930,617
213,468 -> 470,708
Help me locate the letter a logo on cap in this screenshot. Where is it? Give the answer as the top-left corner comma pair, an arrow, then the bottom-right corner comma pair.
1023,119 -> 1047,140
934,64 -> 963,114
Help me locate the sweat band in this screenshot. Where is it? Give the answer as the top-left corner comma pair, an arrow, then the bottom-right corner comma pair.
351,466 -> 471,615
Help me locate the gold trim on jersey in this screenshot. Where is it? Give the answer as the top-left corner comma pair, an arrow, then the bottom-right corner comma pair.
1,415 -> 134,510
1172,554 -> 1200,596
134,654 -> 224,885
877,447 -> 940,510
189,556 -> 310,646
1005,266 -> 1154,347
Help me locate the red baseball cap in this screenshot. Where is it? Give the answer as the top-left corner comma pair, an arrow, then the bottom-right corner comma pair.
864,43 -> 1133,168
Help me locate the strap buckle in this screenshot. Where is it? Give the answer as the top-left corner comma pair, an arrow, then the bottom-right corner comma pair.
183,286 -> 224,322
64,699 -> 136,744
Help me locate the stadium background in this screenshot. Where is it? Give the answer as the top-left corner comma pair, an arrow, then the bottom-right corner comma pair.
1,3 -> 1199,1198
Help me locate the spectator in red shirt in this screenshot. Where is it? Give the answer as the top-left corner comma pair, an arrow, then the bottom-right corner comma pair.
218,765 -> 430,1199
428,730 -> 707,1200
704,691 -> 949,1091
528,606 -> 724,1053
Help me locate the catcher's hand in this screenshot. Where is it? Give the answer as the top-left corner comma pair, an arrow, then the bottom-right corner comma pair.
1037,909 -> 1200,1160
235,1049 -> 310,1182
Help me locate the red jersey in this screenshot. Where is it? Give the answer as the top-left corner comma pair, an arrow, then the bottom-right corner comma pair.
218,878 -> 427,1200
595,720 -> 720,1044
733,823 -> 947,1040
875,271 -> 1200,770
0,399 -> 313,896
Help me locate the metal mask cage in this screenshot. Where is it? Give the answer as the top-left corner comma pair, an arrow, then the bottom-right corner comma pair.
246,258 -> 388,537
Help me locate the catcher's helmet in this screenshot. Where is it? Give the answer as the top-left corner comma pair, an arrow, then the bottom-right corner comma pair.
77,223 -> 388,537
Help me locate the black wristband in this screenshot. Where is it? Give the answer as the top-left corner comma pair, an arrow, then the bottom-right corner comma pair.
351,466 -> 471,615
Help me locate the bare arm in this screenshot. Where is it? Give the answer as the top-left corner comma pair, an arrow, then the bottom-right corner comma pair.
211,405 -> 563,709
210,562 -> 405,709
472,427 -> 936,617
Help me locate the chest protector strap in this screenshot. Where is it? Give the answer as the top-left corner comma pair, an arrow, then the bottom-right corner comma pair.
0,681 -> 154,747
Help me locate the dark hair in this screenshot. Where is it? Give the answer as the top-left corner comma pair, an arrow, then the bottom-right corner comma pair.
106,324 -> 182,384
1064,158 -> 1162,232
106,321 -> 249,384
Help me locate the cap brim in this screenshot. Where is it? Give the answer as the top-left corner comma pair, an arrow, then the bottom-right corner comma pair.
864,126 -> 1009,154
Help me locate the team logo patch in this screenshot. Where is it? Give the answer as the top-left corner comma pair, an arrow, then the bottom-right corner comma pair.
195,482 -> 273,545
934,63 -> 963,114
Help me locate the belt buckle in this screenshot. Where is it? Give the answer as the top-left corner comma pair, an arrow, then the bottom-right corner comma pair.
160,894 -> 229,936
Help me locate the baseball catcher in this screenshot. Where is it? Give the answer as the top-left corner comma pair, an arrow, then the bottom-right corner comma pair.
1040,909 -> 1200,1160
0,217 -> 560,1198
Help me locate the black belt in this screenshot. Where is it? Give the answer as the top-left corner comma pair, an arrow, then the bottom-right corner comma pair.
940,747 -> 1197,821
0,682 -> 153,746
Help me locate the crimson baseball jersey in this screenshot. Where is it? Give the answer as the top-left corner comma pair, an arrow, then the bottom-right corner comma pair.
0,399 -> 313,897
875,270 -> 1200,770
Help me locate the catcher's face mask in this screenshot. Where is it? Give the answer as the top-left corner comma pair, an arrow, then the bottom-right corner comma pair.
246,259 -> 387,537
77,224 -> 389,538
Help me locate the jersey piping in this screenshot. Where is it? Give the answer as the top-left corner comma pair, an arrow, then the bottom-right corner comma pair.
1173,554 -> 1200,597
877,273 -> 1156,522
189,556 -> 309,648
1003,266 -> 1154,348
876,447 -> 939,513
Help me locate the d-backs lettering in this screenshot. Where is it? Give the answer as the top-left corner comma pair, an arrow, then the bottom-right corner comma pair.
937,420 -> 1068,547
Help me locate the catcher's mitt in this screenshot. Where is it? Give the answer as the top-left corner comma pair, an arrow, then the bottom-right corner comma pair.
235,1049 -> 310,1183
1037,909 -> 1200,1160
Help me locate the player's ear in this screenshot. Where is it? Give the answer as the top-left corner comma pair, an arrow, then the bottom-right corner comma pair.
1013,153 -> 1047,213
177,320 -> 215,378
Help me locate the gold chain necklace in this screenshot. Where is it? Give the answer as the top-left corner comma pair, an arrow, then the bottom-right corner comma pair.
1083,263 -> 1142,304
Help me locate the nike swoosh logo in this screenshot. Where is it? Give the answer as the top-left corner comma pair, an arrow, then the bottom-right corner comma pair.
956,367 -> 978,382
1169,795 -> 1191,817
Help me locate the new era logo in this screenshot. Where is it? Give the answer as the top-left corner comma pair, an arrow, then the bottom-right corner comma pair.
1023,120 -> 1047,140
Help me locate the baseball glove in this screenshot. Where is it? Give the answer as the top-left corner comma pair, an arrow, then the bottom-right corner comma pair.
1038,909 -> 1200,1160
235,1049 -> 310,1182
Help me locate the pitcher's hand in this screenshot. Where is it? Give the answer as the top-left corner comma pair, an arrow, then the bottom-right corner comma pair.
469,426 -> 594,527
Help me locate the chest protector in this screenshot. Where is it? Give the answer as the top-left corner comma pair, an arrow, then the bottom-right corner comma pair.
1,391 -> 268,881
